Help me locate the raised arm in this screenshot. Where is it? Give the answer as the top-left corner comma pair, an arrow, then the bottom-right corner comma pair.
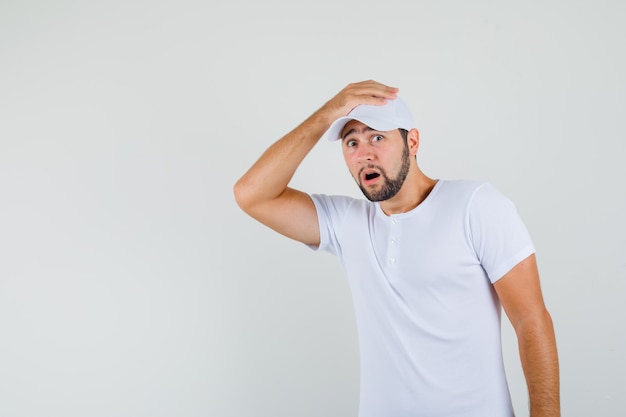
494,254 -> 560,417
233,81 -> 399,245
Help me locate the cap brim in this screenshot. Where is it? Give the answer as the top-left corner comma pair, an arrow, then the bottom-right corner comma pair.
324,116 -> 401,142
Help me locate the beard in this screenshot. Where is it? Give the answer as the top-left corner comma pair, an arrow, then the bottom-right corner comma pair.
357,143 -> 411,202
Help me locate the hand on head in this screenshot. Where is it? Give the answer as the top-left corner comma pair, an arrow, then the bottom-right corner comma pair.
321,80 -> 399,122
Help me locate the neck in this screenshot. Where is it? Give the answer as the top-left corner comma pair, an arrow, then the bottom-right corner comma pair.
379,169 -> 437,215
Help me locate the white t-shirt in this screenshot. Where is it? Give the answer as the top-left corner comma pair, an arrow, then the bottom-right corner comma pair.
310,180 -> 535,417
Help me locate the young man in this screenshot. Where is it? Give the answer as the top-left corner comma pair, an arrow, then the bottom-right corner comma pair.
233,80 -> 560,417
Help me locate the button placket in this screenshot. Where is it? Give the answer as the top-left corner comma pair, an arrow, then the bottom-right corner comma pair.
389,216 -> 400,267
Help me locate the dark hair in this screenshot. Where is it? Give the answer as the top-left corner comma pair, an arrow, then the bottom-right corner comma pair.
398,128 -> 416,159
399,128 -> 409,143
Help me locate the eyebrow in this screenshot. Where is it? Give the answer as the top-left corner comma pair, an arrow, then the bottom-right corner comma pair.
341,126 -> 375,141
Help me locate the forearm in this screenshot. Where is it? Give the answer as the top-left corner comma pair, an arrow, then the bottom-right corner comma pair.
234,109 -> 333,208
516,310 -> 560,417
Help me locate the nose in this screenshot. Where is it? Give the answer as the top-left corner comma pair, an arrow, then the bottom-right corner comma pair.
356,143 -> 374,162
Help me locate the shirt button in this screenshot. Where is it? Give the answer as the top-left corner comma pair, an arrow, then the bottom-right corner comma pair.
391,238 -> 397,244
391,219 -> 398,224
389,258 -> 396,264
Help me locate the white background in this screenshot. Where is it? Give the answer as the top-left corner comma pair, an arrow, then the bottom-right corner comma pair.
1,0 -> 624,416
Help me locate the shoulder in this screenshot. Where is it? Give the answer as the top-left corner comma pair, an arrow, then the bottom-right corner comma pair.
437,179 -> 509,202
441,179 -> 490,193
311,193 -> 361,208
310,193 -> 373,217
432,179 -> 492,205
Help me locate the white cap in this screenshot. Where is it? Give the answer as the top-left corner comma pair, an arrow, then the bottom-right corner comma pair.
324,96 -> 414,142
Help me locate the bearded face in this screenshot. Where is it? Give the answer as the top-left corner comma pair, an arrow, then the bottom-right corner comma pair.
355,139 -> 411,202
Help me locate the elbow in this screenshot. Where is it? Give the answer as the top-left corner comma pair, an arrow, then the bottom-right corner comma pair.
233,175 -> 264,215
513,308 -> 555,339
233,177 -> 252,212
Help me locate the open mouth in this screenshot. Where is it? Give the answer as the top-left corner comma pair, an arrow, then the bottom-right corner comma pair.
361,169 -> 381,184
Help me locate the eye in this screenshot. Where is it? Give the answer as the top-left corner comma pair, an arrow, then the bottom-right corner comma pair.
371,134 -> 384,143
346,139 -> 357,148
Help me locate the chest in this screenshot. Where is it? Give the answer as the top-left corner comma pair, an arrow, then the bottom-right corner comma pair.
338,208 -> 484,296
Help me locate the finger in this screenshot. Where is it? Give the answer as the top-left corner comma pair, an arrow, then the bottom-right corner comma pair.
344,81 -> 399,103
321,81 -> 400,119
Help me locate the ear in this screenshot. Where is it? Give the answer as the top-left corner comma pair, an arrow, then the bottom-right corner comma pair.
407,128 -> 420,156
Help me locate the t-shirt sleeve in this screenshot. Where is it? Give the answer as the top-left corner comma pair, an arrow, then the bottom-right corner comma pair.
467,183 -> 536,283
308,193 -> 353,256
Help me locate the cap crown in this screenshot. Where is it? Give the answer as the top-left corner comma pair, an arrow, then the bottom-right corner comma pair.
325,97 -> 414,142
